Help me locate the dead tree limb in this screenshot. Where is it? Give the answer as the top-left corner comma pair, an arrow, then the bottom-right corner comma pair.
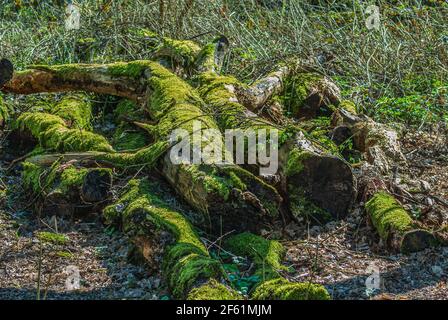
2,60 -> 283,235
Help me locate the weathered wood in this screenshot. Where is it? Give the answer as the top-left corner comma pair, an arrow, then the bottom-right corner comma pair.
365,191 -> 438,253
196,70 -> 355,222
331,108 -> 407,173
2,60 -> 283,236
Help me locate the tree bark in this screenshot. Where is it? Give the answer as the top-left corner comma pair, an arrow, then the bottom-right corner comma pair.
331,108 -> 407,174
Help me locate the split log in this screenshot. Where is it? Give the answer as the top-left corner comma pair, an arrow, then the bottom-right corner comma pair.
1,60 -> 283,235
225,232 -> 330,300
365,191 -> 438,253
103,178 -> 242,300
195,69 -> 355,222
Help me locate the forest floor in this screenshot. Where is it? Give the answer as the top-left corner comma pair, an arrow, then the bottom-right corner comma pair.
0,0 -> 447,301
1,127 -> 446,300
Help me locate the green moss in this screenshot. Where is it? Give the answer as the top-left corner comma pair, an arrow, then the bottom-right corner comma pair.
284,148 -> 312,177
161,37 -> 201,67
114,99 -> 143,121
252,278 -> 330,300
15,112 -> 113,152
164,249 -> 223,298
366,191 -> 414,240
0,95 -> 9,125
196,72 -> 270,132
22,160 -> 59,193
52,94 -> 93,130
187,279 -> 243,300
338,100 -> 357,114
103,179 -> 227,299
37,231 -> 69,245
101,140 -> 169,167
112,125 -> 148,151
225,232 -> 287,281
56,251 -> 74,259
280,72 -> 323,116
107,61 -> 149,78
58,166 -> 88,193
225,233 -> 330,300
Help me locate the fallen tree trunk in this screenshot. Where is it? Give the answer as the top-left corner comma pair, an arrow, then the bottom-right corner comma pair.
196,71 -> 355,222
2,60 -> 283,236
224,232 -> 330,300
103,178 -> 242,300
357,162 -> 439,253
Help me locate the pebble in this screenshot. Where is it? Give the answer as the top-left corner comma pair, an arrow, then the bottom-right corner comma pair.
431,265 -> 443,277
420,180 -> 431,192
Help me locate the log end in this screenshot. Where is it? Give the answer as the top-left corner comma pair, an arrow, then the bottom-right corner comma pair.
400,229 -> 439,254
285,149 -> 356,220
81,168 -> 112,203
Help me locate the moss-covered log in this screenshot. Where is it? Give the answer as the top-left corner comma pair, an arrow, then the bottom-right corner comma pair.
1,61 -> 146,101
277,72 -> 341,120
103,178 -> 242,300
1,60 -> 283,235
235,60 -> 340,122
22,161 -> 112,216
196,71 -> 355,222
365,191 -> 438,253
225,232 -> 330,300
13,94 -> 113,153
